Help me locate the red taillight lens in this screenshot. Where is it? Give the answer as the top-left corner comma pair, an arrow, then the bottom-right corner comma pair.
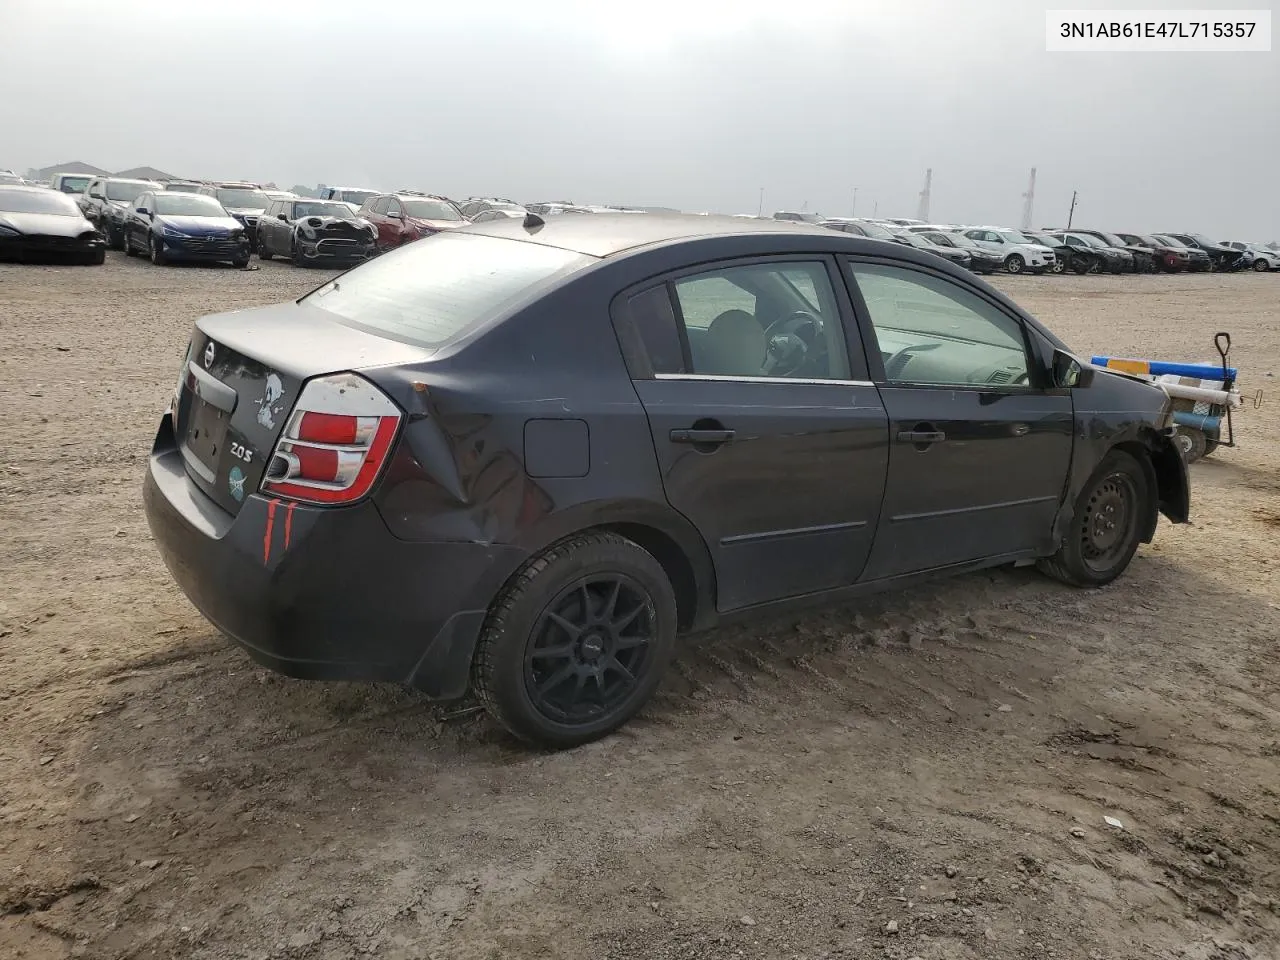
260,373 -> 401,506
297,412 -> 357,444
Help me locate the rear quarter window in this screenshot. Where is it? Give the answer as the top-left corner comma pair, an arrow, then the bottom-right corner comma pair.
303,233 -> 592,348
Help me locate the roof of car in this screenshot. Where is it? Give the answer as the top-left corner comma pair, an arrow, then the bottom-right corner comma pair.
0,184 -> 55,196
462,212 -> 868,258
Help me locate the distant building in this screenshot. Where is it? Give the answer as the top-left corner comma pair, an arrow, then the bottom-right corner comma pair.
26,160 -> 110,180
114,165 -> 178,181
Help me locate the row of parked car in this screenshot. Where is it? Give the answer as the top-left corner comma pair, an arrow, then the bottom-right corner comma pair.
3,172 -> 1277,275
771,212 -> 1280,275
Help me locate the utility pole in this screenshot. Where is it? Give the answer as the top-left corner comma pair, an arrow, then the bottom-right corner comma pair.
1067,190 -> 1078,229
852,187 -> 858,217
873,200 -> 878,217
757,187 -> 764,218
916,168 -> 933,222
1020,167 -> 1037,231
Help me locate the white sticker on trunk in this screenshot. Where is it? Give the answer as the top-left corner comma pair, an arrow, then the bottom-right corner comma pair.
256,374 -> 285,430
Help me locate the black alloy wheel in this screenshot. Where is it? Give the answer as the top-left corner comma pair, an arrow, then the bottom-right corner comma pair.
473,531 -> 677,747
524,575 -> 655,726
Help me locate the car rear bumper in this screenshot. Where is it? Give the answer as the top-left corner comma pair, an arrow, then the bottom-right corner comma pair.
142,415 -> 526,698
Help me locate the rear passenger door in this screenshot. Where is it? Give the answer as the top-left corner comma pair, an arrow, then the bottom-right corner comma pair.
615,256 -> 889,611
842,258 -> 1074,580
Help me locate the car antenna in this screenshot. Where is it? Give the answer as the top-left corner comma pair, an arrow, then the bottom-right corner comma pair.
523,212 -> 545,231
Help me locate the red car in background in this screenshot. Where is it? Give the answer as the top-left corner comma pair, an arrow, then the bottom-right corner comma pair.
357,192 -> 467,252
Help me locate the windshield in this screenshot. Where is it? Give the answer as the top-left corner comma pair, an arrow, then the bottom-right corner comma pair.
216,188 -> 268,210
106,181 -> 152,202
58,176 -> 93,193
1024,233 -> 1056,247
164,183 -> 203,193
338,190 -> 376,205
0,188 -> 81,215
305,233 -> 591,348
1074,234 -> 1106,248
1153,235 -> 1186,248
1136,235 -> 1163,246
294,201 -> 356,218
402,199 -> 462,221
1098,232 -> 1126,246
923,233 -> 955,247
996,230 -> 1037,245
154,194 -> 227,216
854,221 -> 896,240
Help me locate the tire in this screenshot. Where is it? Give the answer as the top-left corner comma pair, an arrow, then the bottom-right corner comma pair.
257,233 -> 272,260
1253,259 -> 1270,272
1174,428 -> 1207,464
1049,257 -> 1065,274
1070,255 -> 1091,275
291,237 -> 306,267
232,257 -> 249,269
473,531 -> 678,748
148,234 -> 167,266
84,249 -> 106,265
103,221 -> 122,250
1005,253 -> 1025,274
1203,437 -> 1220,457
1038,449 -> 1150,587
122,230 -> 137,257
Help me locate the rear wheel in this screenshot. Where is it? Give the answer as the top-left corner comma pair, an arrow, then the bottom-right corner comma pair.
1005,253 -> 1025,274
1254,258 -> 1271,272
473,531 -> 677,748
1039,450 -> 1149,587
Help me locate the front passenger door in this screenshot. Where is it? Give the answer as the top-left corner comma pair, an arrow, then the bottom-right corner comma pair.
845,260 -> 1073,581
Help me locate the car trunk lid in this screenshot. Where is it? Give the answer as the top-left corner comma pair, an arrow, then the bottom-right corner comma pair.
173,302 -> 433,514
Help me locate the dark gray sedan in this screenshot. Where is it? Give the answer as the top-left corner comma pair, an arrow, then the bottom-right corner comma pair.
144,215 -> 1189,747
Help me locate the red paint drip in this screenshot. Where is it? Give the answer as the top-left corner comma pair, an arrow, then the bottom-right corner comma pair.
263,499 -> 278,565
283,502 -> 296,551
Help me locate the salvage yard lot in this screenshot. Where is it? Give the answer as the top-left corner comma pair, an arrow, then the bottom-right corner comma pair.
2,256 -> 1279,960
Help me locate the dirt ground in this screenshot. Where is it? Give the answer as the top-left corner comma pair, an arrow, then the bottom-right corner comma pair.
1,254 -> 1278,960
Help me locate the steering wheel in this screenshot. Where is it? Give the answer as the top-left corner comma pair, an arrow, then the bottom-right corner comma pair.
762,311 -> 823,376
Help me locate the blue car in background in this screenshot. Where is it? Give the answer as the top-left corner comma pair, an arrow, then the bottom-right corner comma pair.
122,191 -> 251,267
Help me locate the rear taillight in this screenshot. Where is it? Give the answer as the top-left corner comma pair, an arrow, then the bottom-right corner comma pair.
260,373 -> 401,505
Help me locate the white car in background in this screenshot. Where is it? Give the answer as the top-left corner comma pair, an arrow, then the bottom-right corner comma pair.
1221,240 -> 1279,272
961,226 -> 1057,274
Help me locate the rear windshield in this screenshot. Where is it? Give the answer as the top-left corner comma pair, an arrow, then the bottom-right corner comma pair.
0,189 -> 81,215
304,233 -> 592,348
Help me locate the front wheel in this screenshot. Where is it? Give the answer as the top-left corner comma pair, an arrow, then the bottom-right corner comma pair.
1005,253 -> 1025,274
102,221 -> 122,250
473,531 -> 677,748
257,234 -> 272,260
84,249 -> 106,265
1039,450 -> 1150,587
1254,259 -> 1271,272
148,234 -> 167,266
1049,258 -> 1065,274
122,230 -> 137,256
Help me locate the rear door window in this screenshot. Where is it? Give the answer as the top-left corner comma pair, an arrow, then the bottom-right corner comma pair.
304,233 -> 591,348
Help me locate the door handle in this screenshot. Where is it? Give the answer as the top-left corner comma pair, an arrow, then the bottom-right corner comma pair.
896,430 -> 946,443
670,428 -> 736,444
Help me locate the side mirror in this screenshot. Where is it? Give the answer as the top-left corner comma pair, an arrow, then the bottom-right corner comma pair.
387,210 -> 403,220
1052,350 -> 1093,389
278,212 -> 289,220
136,207 -> 150,216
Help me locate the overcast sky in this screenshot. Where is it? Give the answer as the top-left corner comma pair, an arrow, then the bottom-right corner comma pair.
1,0 -> 1275,237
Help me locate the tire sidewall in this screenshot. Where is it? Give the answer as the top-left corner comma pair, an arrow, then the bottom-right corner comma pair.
478,535 -> 677,747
